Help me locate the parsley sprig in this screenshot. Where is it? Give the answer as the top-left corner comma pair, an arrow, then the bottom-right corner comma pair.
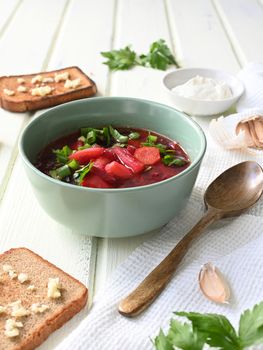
138,39 -> 179,70
154,301 -> 263,350
101,46 -> 137,71
101,39 -> 180,71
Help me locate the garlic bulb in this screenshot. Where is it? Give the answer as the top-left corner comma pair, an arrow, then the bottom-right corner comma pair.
210,114 -> 263,151
236,115 -> 263,149
199,262 -> 230,304
209,117 -> 248,150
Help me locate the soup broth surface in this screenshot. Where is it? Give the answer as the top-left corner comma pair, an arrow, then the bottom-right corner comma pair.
36,126 -> 190,189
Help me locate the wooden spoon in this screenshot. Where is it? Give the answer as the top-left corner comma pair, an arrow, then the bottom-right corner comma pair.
118,161 -> 263,317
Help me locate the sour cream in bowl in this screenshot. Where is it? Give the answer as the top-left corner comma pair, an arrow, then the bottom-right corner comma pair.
172,75 -> 233,101
163,68 -> 244,116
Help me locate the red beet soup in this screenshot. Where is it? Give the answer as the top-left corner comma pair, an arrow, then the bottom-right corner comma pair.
35,126 -> 190,188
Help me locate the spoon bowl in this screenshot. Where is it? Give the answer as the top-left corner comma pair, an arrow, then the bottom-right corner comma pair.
205,161 -> 263,214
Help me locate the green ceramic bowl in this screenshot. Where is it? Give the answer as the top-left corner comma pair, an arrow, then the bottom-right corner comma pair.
19,97 -> 206,237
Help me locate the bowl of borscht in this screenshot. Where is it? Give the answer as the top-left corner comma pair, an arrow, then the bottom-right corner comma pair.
19,97 -> 206,237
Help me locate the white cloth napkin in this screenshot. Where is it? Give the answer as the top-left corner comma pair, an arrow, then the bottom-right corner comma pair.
56,65 -> 263,350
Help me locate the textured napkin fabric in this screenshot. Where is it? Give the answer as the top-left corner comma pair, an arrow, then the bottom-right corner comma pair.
56,65 -> 263,350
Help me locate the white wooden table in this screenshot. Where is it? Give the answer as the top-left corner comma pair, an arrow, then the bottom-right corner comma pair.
0,1 -> 263,348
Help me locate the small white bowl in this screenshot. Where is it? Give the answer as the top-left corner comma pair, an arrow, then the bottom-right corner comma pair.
163,68 -> 244,116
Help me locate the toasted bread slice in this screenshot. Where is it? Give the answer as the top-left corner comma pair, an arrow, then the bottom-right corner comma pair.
0,66 -> 97,112
0,247 -> 88,350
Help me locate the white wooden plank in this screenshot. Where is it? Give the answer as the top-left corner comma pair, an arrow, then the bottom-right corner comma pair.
0,0 -> 21,38
214,0 -> 263,65
95,0 -> 174,294
166,0 -> 240,72
0,0 -> 28,199
0,0 -> 68,197
48,0 -> 115,95
0,0 -> 68,75
110,0 -> 172,102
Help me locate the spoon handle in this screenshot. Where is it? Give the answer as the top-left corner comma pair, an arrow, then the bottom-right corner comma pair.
118,207 -> 222,317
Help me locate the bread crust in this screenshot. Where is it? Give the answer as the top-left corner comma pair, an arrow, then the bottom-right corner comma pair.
0,247 -> 88,350
0,66 -> 97,112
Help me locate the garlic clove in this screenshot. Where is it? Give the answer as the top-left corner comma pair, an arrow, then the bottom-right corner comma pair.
254,119 -> 263,145
236,121 -> 254,147
248,120 -> 262,148
199,262 -> 230,304
249,119 -> 263,148
236,115 -> 263,149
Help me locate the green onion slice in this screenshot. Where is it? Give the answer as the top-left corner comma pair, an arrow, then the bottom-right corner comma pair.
163,155 -> 187,167
49,164 -> 71,179
76,162 -> 94,184
86,130 -> 97,144
68,159 -> 79,170
53,145 -> 72,164
128,132 -> 140,140
109,125 -> 128,143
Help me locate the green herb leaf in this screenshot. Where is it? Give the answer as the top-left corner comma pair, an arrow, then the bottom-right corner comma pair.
80,127 -> 92,137
239,301 -> 263,348
176,312 -> 240,350
168,319 -> 205,350
53,145 -> 72,164
139,39 -> 180,70
109,125 -> 128,143
154,303 -> 263,350
148,134 -> 158,143
128,131 -> 140,140
101,39 -> 179,71
103,126 -> 111,146
75,162 -> 94,184
101,46 -> 137,71
141,133 -> 158,146
153,329 -> 173,350
154,320 -> 205,350
163,155 -> 187,167
80,126 -> 112,146
141,134 -> 167,154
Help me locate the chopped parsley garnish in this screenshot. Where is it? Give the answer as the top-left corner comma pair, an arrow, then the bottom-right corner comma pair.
53,145 -> 72,164
162,155 -> 187,167
75,162 -> 94,184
